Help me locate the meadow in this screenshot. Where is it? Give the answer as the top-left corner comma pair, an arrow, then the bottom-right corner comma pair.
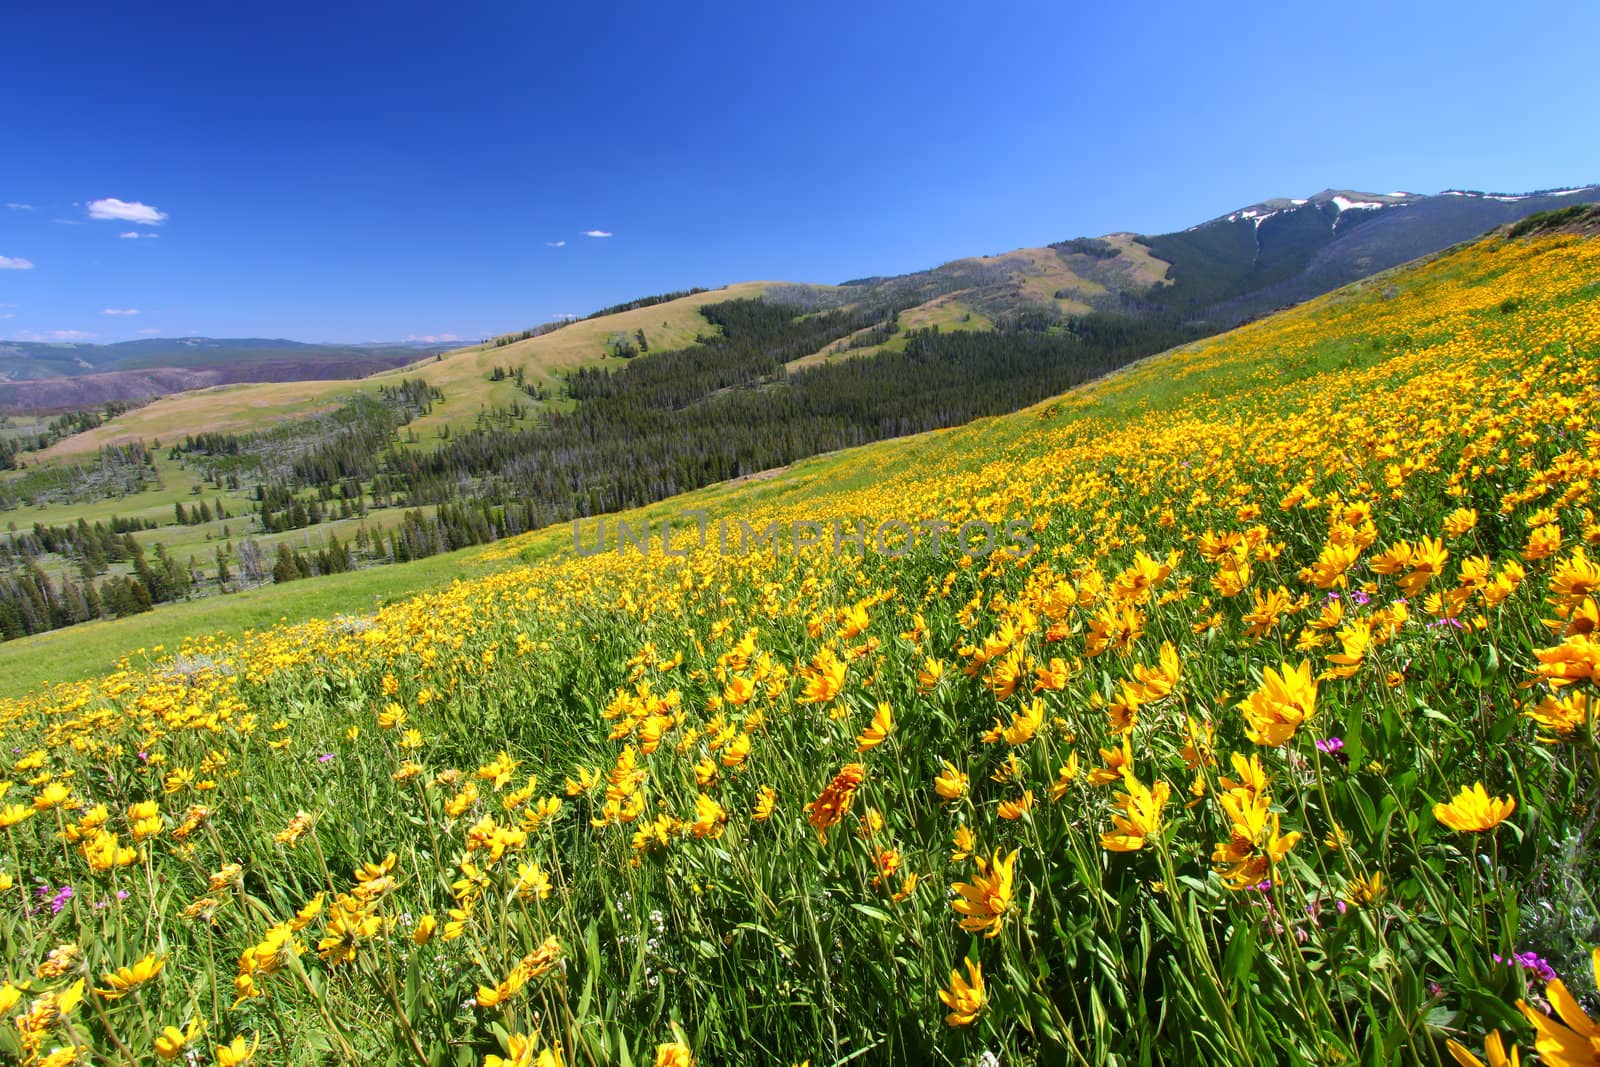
2,229 -> 1599,1066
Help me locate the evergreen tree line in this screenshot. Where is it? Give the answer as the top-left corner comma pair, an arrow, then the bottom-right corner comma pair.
0,534 -> 194,639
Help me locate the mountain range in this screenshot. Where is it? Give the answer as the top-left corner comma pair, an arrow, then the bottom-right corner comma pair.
2,184 -> 1595,416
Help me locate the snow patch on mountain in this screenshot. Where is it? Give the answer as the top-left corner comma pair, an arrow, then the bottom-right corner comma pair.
1224,208 -> 1283,228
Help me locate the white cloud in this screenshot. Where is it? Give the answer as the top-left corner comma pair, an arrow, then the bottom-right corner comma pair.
582,229 -> 613,238
403,333 -> 459,343
119,231 -> 160,240
0,255 -> 34,270
88,198 -> 168,225
16,329 -> 97,342
5,203 -> 34,211
103,308 -> 141,316
137,328 -> 161,335
0,313 -> 13,320
545,240 -> 567,248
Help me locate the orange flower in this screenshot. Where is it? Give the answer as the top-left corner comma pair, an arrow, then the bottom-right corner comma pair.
804,763 -> 866,842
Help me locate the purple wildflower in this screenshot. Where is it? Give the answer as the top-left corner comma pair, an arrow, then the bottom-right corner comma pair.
1495,951 -> 1558,984
318,753 -> 336,763
1315,736 -> 1349,765
50,886 -> 74,914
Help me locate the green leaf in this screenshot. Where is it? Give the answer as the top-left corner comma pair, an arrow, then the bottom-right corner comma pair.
850,902 -> 893,923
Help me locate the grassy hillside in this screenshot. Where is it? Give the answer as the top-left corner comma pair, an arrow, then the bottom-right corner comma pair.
2,228 -> 1598,1064
33,283 -> 774,460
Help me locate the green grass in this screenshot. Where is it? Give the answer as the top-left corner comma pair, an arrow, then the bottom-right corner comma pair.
0,541 -> 496,697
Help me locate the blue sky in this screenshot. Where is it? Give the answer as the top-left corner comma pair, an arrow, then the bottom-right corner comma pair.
4,1 -> 1599,344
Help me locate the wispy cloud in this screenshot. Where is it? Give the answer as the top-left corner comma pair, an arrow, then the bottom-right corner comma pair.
545,240 -> 567,248
137,328 -> 161,335
403,333 -> 459,343
0,255 -> 34,270
103,308 -> 141,316
119,231 -> 160,240
0,314 -> 13,320
88,198 -> 168,225
16,329 -> 96,342
582,229 -> 613,238
5,203 -> 34,211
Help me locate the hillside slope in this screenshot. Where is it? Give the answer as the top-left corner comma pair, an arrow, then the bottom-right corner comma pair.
33,282 -> 777,457
1,222 -> 1596,1062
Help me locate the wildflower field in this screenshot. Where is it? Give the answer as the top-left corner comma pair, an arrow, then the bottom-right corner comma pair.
4,227 -> 1600,1066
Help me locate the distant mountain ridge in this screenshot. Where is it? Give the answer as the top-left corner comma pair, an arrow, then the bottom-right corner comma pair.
0,338 -> 443,413
0,337 -> 439,379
